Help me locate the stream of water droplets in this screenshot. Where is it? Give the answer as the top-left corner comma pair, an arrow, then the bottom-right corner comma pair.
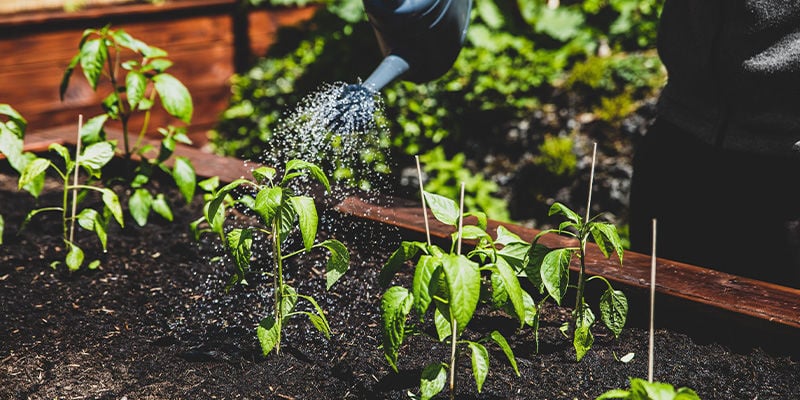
172,82 -> 400,345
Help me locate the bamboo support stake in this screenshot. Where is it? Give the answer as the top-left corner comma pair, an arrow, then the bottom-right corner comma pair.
69,115 -> 83,244
585,142 -> 597,224
415,155 -> 431,246
649,218 -> 657,383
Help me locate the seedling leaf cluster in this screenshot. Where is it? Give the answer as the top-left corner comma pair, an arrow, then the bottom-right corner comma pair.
194,160 -> 349,356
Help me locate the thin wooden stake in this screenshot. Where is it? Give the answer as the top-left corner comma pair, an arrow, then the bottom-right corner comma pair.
648,218 -> 657,383
69,115 -> 83,244
415,155 -> 431,246
456,182 -> 465,255
585,142 -> 597,224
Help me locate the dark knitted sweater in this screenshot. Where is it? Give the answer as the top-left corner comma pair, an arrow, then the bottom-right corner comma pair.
657,0 -> 800,155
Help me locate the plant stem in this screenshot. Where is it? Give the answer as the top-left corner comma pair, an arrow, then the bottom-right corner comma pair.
106,41 -> 131,161
272,217 -> 283,355
69,115 -> 83,245
449,319 -> 457,400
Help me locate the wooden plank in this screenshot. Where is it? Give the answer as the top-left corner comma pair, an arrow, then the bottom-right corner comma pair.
334,195 -> 800,330
22,125 -> 258,184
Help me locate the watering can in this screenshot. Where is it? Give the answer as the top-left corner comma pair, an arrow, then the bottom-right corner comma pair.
361,0 -> 473,92
327,0 -> 472,133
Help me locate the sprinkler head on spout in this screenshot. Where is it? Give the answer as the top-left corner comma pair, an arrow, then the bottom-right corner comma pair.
325,83 -> 378,135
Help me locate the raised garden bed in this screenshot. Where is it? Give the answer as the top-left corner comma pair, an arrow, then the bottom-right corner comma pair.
1,129 -> 798,399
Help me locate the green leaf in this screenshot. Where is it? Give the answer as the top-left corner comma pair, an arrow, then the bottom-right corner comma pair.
80,114 -> 108,144
495,225 -> 525,245
381,286 -> 413,372
0,103 -> 27,137
252,166 -> 276,184
100,188 -> 124,227
423,191 -> 459,226
491,271 -> 509,308
60,53 -> 81,100
80,141 -> 114,176
419,362 -> 447,400
152,193 -> 174,222
595,389 -> 631,400
433,307 -> 451,342
490,331 -> 520,376
535,6 -> 586,42
599,288 -> 628,338
540,248 -> 573,304
460,224 -> 491,242
476,0 -> 505,29
283,159 -> 330,191
301,293 -> 331,338
227,228 -> 253,285
172,156 -> 196,204
320,239 -> 349,290
549,202 -> 582,225
467,341 -> 489,392
521,291 -> 538,329
288,195 -> 317,251
77,208 -> 107,250
257,316 -> 280,357
441,254 -> 481,335
49,143 -> 72,166
379,241 -> 425,288
591,222 -> 624,265
525,241 -> 550,292
253,186 -> 283,225
0,126 -> 26,173
0,213 -> 5,245
112,29 -> 148,54
87,260 -> 101,270
198,176 -> 220,192
19,158 -> 51,190
66,242 -> 84,271
280,284 -> 297,317
126,70 -> 147,109
492,257 -> 526,326
412,255 -> 438,316
675,388 -> 702,400
574,324 -> 594,362
129,188 -> 153,227
79,38 -> 107,90
152,73 -> 193,123
498,241 -> 531,272
207,179 -> 247,226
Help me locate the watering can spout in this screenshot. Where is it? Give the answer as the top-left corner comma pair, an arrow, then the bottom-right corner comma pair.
360,0 -> 473,91
362,55 -> 410,93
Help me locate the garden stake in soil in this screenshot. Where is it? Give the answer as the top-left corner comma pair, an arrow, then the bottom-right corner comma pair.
649,218 -> 657,383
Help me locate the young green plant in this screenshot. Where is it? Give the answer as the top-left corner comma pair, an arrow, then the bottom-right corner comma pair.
379,186 -> 525,400
60,24 -> 196,226
526,144 -> 627,361
196,160 -> 349,356
18,120 -> 124,271
596,378 -> 701,400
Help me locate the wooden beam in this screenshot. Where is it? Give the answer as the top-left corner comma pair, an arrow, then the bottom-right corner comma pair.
334,195 -> 800,331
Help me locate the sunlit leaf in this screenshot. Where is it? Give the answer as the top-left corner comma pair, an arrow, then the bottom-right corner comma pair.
440,254 -> 480,335
600,287 -> 628,338
412,255 -> 438,316
540,247 -> 573,304
172,156 -> 196,204
66,242 -> 85,271
126,70 -> 147,109
152,193 -> 173,222
79,38 -> 107,89
490,331 -> 520,376
320,239 -> 349,290
153,73 -> 193,123
257,316 -> 280,356
289,195 -> 317,251
381,286 -> 413,372
467,341 -> 489,392
423,191 -> 459,226
419,362 -> 447,400
100,188 -> 124,227
129,188 -> 152,227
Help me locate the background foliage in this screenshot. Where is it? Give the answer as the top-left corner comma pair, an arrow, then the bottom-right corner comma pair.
212,0 -> 665,227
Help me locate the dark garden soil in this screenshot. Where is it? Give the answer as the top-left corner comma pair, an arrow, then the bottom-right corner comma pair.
1,171 -> 798,400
